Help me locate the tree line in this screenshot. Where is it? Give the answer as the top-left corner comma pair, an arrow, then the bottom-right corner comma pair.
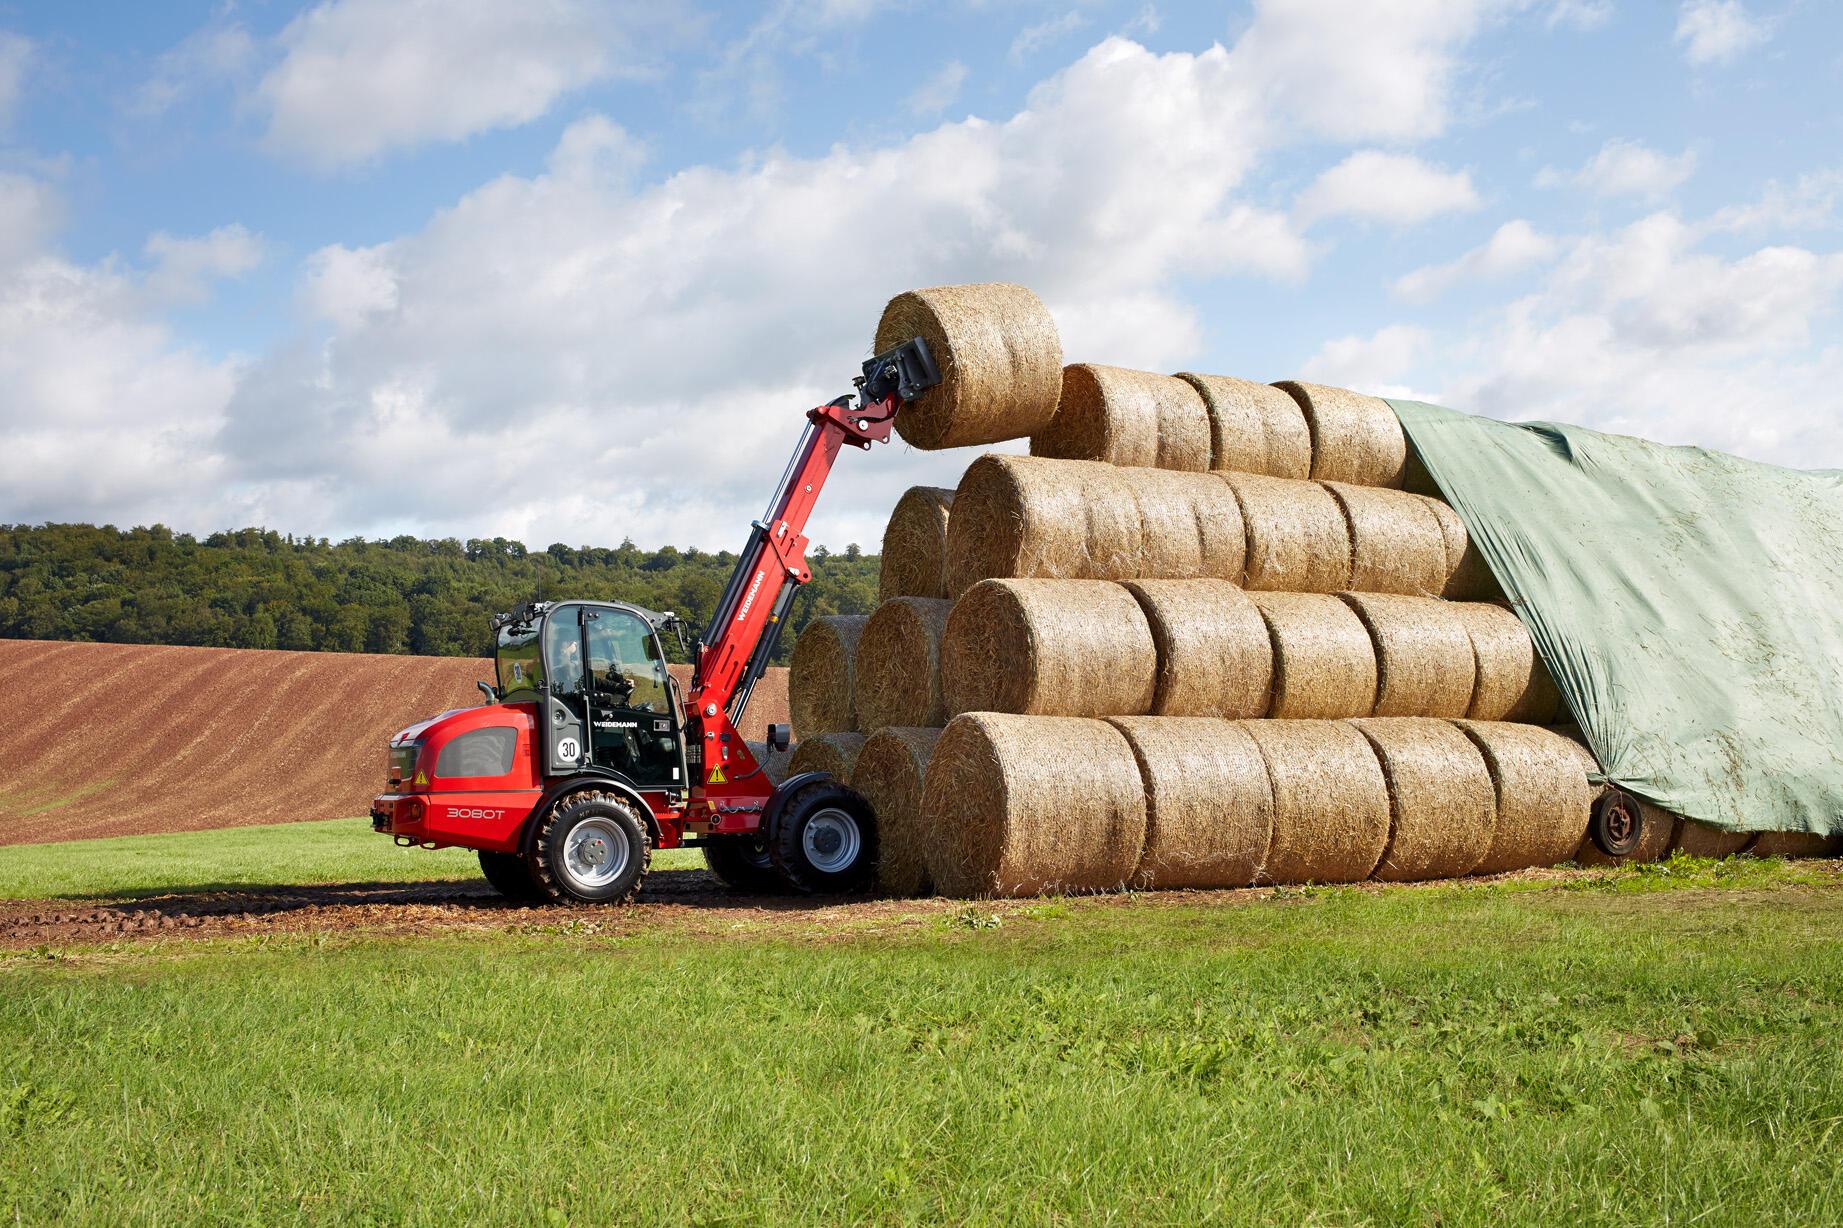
0,523 -> 879,664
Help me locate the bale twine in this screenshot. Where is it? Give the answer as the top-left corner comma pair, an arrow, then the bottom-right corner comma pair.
1336,593 -> 1476,719
1750,830 -> 1843,858
1349,717 -> 1495,881
1125,467 -> 1247,584
1673,818 -> 1752,858
878,486 -> 955,601
1273,380 -> 1409,488
1456,721 -> 1593,875
876,283 -> 1063,450
850,726 -> 942,898
1320,482 -> 1448,596
1423,497 -> 1499,601
1220,472 -> 1353,593
787,731 -> 866,781
1032,364 -> 1212,471
941,579 -> 1156,718
1248,593 -> 1378,720
945,455 -> 1144,595
1450,603 -> 1563,723
789,615 -> 868,735
745,740 -> 795,785
1124,580 -> 1272,718
923,712 -> 1146,897
1176,372 -> 1312,479
1108,717 -> 1273,889
1240,720 -> 1391,884
854,597 -> 952,731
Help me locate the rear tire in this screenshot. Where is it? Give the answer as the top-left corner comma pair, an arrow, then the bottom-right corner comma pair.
478,850 -> 543,901
702,835 -> 790,894
531,791 -> 651,905
770,780 -> 877,894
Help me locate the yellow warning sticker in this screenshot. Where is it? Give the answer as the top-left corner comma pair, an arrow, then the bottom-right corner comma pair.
707,765 -> 727,784
413,771 -> 427,787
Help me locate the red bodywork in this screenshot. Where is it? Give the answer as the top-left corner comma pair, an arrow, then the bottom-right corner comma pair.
372,395 -> 898,854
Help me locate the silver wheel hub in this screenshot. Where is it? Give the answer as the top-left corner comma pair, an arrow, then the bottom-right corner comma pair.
802,807 -> 861,875
563,818 -> 630,890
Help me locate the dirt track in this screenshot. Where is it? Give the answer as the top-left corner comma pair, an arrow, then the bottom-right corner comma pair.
0,640 -> 789,847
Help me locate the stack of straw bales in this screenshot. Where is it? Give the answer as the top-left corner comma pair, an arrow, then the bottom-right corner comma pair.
777,282 -> 1798,898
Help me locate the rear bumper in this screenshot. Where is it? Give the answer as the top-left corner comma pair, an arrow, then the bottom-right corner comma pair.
371,790 -> 538,853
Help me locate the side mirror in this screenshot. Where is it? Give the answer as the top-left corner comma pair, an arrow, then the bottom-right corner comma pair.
477,680 -> 500,705
766,723 -> 791,753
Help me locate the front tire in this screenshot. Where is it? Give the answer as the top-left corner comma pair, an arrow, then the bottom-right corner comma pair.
770,780 -> 877,894
531,791 -> 652,905
478,850 -> 543,901
702,835 -> 790,894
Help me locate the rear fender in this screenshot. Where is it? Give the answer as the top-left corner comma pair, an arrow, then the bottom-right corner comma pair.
762,770 -> 832,843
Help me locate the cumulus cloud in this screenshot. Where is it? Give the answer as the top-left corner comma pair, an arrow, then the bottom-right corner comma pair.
0,30 -> 32,126
144,225 -> 265,305
133,19 -> 258,118
907,60 -> 968,116
1675,0 -> 1770,66
1393,219 -> 1561,301
1300,324 -> 1436,399
1010,12 -> 1090,65
1538,138 -> 1698,199
1545,0 -> 1612,30
1297,150 -> 1481,226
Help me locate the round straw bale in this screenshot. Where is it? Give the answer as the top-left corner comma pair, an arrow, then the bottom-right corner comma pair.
745,740 -> 796,786
1456,721 -> 1593,875
1032,364 -> 1212,471
1349,717 -> 1495,881
1240,720 -> 1391,884
1321,482 -> 1448,596
1450,603 -> 1563,723
1123,467 -> 1247,583
1749,830 -> 1843,858
876,283 -> 1063,450
1248,593 -> 1378,720
789,615 -> 868,735
1124,580 -> 1272,718
1176,372 -> 1312,479
1220,472 -> 1353,593
923,712 -> 1146,897
1422,497 -> 1498,601
1672,818 -> 1751,858
878,486 -> 955,601
854,597 -> 952,731
787,731 -> 866,781
1336,593 -> 1476,719
1108,717 -> 1273,889
1273,380 -> 1409,487
945,455 -> 1144,595
850,726 -> 942,897
941,579 -> 1156,718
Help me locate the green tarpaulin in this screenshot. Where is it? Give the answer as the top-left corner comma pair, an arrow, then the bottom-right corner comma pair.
1389,399 -> 1843,836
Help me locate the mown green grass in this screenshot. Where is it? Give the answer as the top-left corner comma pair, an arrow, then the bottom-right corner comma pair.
0,819 -> 699,901
4,864 -> 1842,1225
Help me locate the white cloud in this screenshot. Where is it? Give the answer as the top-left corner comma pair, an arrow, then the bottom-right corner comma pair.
256,0 -> 674,170
1010,13 -> 1090,66
0,30 -> 32,126
133,19 -> 258,117
907,60 -> 968,116
0,171 -> 62,271
1709,170 -> 1843,234
1297,151 -> 1482,226
1546,0 -> 1612,30
1538,138 -> 1697,199
1394,218 -> 1561,301
300,244 -> 399,330
1675,0 -> 1770,66
1300,324 -> 1436,399
143,225 -> 265,305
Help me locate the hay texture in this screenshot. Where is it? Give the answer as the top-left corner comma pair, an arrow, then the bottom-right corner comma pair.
1241,720 -> 1391,884
876,284 -> 1062,450
787,731 -> 866,781
1126,467 -> 1247,584
1673,818 -> 1752,858
1220,472 -> 1352,594
1424,498 -> 1499,601
1321,482 -> 1448,597
1457,721 -> 1594,875
850,726 -> 942,898
1450,603 -> 1563,723
1032,364 -> 1211,471
878,486 -> 955,601
1108,717 -> 1273,889
1350,717 -> 1495,881
941,579 -> 1156,718
1249,593 -> 1378,720
1751,831 -> 1843,858
1124,580 -> 1272,719
854,597 -> 952,731
788,615 -> 868,735
1336,593 -> 1476,719
1176,372 -> 1312,480
744,740 -> 795,785
1273,380 -> 1409,488
923,713 -> 1146,897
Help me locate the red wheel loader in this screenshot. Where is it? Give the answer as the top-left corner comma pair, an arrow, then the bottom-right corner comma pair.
370,338 -> 940,903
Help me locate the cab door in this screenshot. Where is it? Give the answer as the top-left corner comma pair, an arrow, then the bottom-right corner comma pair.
582,607 -> 684,789
541,606 -> 591,774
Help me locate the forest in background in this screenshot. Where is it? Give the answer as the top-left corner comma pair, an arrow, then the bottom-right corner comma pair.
0,524 -> 878,663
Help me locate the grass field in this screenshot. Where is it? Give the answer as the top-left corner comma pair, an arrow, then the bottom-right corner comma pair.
3,829 -> 1842,1225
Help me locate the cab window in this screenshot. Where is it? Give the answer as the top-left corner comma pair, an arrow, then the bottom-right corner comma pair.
585,610 -> 669,713
436,727 -> 517,779
544,614 -> 585,697
496,621 -> 542,697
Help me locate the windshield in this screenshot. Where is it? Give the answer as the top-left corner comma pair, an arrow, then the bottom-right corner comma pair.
496,620 -> 543,697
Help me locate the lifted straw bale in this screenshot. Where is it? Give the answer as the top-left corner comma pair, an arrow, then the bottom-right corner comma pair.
877,284 -> 1062,450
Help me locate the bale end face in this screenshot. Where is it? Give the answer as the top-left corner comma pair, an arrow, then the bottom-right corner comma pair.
878,486 -> 955,602
787,731 -> 868,782
854,597 -> 951,732
851,726 -> 943,898
788,615 -> 869,736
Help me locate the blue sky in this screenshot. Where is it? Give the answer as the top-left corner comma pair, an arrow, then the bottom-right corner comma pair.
0,0 -> 1838,551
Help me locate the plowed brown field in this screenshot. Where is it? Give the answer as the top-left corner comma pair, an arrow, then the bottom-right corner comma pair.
0,640 -> 788,847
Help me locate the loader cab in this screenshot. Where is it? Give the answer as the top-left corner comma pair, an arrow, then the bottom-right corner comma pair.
494,601 -> 685,791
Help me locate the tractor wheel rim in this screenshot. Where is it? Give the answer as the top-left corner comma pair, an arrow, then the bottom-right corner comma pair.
563,819 -> 629,890
802,808 -> 861,875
